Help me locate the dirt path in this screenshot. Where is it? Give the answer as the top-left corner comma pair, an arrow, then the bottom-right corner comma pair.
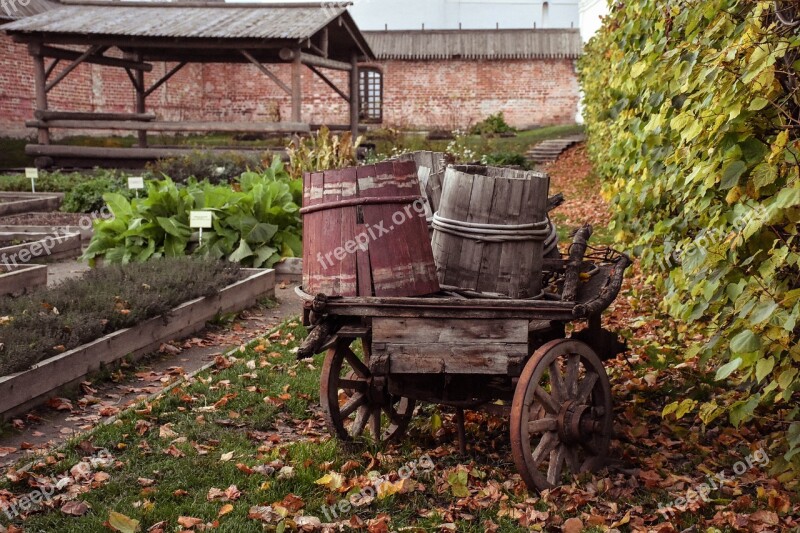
0,283 -> 303,469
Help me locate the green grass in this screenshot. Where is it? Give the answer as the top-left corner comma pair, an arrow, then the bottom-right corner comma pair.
367,124 -> 585,161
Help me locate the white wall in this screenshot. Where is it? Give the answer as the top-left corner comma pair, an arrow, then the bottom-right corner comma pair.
349,0 -> 579,30
579,0 -> 608,41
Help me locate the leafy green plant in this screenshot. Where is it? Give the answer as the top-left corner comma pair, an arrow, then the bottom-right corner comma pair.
481,151 -> 530,169
470,112 -> 516,137
145,151 -> 270,185
62,176 -> 134,213
286,126 -> 362,180
0,171 -> 97,193
84,158 -> 302,268
581,0 -> 800,475
0,257 -> 240,376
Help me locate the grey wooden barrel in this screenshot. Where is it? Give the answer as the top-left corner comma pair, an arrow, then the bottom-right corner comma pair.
431,165 -> 550,298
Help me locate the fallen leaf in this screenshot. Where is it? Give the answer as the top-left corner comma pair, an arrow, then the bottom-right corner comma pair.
61,500 -> 90,516
108,511 -> 140,533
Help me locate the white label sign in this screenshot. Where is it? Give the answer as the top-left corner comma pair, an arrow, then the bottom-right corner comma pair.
25,168 -> 38,180
128,177 -> 145,190
190,211 -> 213,229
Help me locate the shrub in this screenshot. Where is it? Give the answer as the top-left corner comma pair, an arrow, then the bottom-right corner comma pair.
470,112 -> 516,137
146,151 -> 270,185
287,126 -> 362,180
84,157 -> 302,268
481,151 -> 530,169
581,0 -> 800,473
62,176 -> 134,213
0,257 -> 240,376
0,171 -> 96,193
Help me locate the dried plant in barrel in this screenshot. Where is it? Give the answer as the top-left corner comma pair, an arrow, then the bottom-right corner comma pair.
431,165 -> 550,298
301,161 -> 440,297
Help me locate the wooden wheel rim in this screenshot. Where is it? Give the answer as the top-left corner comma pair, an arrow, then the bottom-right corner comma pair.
510,338 -> 613,491
320,338 -> 415,443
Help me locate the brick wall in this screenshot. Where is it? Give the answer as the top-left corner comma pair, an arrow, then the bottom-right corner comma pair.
0,33 -> 578,138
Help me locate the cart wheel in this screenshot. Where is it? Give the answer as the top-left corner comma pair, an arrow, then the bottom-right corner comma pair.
510,339 -> 613,491
321,338 -> 415,444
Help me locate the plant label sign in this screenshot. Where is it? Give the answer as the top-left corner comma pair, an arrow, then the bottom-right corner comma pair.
190,210 -> 213,246
190,211 -> 213,229
25,168 -> 38,193
128,177 -> 145,190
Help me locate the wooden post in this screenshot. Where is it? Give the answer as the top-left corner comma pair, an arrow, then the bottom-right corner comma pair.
134,54 -> 147,148
30,45 -> 50,145
349,54 -> 359,141
291,48 -> 302,123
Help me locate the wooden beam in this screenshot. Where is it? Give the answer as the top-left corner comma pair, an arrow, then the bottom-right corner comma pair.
30,48 -> 50,145
35,111 -> 156,122
338,15 -> 371,59
45,45 -> 102,93
350,54 -> 360,141
134,59 -> 147,148
239,50 -> 291,95
38,45 -> 153,71
279,48 -> 353,71
291,48 -> 302,123
124,68 -> 143,93
44,58 -> 60,80
25,144 -> 289,161
308,65 -> 348,101
25,120 -> 312,133
144,62 -> 187,97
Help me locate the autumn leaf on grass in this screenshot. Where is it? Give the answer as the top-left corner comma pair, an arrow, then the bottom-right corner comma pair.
280,493 -> 305,513
447,467 -> 470,498
207,485 -> 241,502
177,516 -> 204,528
218,504 -> 234,517
48,397 -> 73,411
61,500 -> 90,516
315,472 -> 344,491
107,511 -> 140,533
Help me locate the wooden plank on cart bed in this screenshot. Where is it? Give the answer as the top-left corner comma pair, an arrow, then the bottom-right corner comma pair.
373,318 -> 529,375
373,317 -> 527,344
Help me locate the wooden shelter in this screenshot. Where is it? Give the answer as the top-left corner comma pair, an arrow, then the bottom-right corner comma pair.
0,1 -> 373,167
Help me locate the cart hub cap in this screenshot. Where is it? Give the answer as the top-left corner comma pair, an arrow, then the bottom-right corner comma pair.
557,400 -> 595,443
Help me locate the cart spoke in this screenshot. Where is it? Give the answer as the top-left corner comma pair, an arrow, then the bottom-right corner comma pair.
547,445 -> 566,485
575,371 -> 599,404
339,378 -> 368,392
350,405 -> 370,437
534,386 -> 561,415
528,417 -> 558,434
340,392 -> 366,418
382,405 -> 403,425
564,446 -> 581,474
565,354 -> 580,398
531,431 -> 560,466
342,347 -> 370,379
548,361 -> 566,402
369,408 -> 382,440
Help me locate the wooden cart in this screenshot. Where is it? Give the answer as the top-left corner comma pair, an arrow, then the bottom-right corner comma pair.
297,226 -> 631,491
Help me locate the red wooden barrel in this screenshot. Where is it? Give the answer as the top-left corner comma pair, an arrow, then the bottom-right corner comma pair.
301,161 -> 440,297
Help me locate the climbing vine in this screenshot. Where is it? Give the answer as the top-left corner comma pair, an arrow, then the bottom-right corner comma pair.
580,0 -> 800,476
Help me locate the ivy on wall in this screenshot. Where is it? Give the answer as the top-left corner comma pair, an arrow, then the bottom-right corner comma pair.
580,0 -> 800,476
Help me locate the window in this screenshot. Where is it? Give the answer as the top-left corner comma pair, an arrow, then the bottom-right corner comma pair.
359,68 -> 383,123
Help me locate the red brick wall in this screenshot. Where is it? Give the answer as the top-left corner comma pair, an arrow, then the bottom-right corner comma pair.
0,33 -> 578,138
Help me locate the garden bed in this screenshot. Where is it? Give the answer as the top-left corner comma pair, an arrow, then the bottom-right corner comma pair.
0,212 -> 97,241
0,192 -> 63,217
0,231 -> 82,264
0,264 -> 47,297
0,259 -> 275,420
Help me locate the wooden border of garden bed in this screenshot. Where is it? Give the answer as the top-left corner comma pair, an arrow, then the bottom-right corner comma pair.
0,268 -> 276,421
0,231 -> 82,264
0,192 -> 63,217
0,223 -> 94,242
0,264 -> 47,297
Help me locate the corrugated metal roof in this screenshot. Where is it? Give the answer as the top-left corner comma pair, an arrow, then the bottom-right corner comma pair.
0,0 -> 60,21
363,29 -> 583,60
1,2 -> 349,40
